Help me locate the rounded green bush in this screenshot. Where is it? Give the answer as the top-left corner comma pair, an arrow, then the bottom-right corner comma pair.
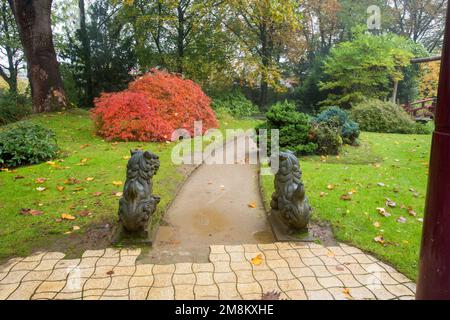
0,90 -> 31,126
351,99 -> 418,134
211,90 -> 258,118
310,122 -> 343,155
314,106 -> 360,145
0,122 -> 58,168
257,100 -> 317,155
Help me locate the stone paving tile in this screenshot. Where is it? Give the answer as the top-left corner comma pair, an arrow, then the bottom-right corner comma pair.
0,242 -> 416,300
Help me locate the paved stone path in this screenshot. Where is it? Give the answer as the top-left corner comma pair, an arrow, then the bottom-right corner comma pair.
150,133 -> 273,264
0,242 -> 415,300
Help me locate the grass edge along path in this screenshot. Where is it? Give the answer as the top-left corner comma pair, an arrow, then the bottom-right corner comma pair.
260,132 -> 431,281
0,108 -> 261,262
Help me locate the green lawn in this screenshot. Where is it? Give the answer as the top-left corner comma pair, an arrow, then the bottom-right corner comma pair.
0,108 -> 260,262
261,132 -> 431,281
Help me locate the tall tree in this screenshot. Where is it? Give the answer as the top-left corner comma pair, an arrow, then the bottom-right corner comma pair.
389,0 -> 447,51
78,0 -> 93,106
222,0 -> 304,107
320,30 -> 413,108
0,0 -> 22,93
8,0 -> 66,112
62,0 -> 136,105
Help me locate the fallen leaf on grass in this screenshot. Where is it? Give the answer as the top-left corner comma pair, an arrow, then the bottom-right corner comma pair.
35,178 -> 47,184
373,221 -> 381,228
407,207 -> 417,217
78,210 -> 92,217
377,208 -> 391,217
14,175 -> 25,180
417,218 -> 424,223
92,192 -> 103,197
374,236 -> 385,245
327,184 -> 335,190
73,226 -> 80,231
36,187 -> 46,192
320,192 -> 326,197
61,213 -> 76,220
65,178 -> 80,185
397,216 -> 407,224
73,186 -> 85,192
385,199 -> 397,208
251,254 -> 264,266
340,194 -> 352,201
85,177 -> 95,182
248,202 -> 257,209
377,182 -> 386,187
20,208 -> 44,216
80,144 -> 90,149
112,192 -> 123,197
112,181 -> 123,186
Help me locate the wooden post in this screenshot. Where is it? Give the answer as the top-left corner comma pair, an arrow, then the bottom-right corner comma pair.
416,1 -> 450,300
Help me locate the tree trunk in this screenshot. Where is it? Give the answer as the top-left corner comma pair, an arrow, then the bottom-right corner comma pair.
259,20 -> 270,108
8,0 -> 66,113
79,0 -> 93,107
392,79 -> 399,103
176,4 -> 184,74
0,0 -> 18,94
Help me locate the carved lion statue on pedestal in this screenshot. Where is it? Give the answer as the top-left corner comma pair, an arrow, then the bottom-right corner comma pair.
270,151 -> 312,231
118,150 -> 160,233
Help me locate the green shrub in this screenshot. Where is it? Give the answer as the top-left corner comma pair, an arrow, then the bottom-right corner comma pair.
211,90 -> 258,118
257,101 -> 317,155
314,106 -> 360,145
0,90 -> 31,125
0,122 -> 58,168
311,122 -> 343,155
414,122 -> 434,135
351,99 -> 418,134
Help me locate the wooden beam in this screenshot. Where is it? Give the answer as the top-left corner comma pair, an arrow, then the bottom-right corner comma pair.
411,55 -> 442,64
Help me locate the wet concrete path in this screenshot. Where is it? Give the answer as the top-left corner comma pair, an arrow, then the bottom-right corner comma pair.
143,134 -> 274,264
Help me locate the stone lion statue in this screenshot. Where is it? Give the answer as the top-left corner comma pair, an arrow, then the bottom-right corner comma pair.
118,150 -> 161,233
270,151 -> 312,231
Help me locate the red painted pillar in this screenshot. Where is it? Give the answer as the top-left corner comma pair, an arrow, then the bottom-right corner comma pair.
416,3 -> 450,300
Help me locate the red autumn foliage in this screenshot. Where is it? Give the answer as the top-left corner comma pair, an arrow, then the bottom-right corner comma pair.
91,70 -> 218,142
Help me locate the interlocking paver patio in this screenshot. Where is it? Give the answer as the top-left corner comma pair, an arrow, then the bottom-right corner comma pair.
0,242 -> 416,300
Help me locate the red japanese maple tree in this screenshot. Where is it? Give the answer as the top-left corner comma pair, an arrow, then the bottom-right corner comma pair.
91,70 -> 218,142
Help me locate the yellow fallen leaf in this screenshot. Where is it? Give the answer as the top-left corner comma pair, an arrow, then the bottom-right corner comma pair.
112,181 -> 123,186
327,250 -> 335,257
248,202 -> 257,209
343,288 -> 353,299
251,254 -> 264,266
61,213 -> 76,220
57,186 -> 65,192
373,221 -> 381,228
123,156 -> 131,160
327,184 -> 335,190
85,177 -> 95,182
46,161 -> 56,166
73,226 -> 80,231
